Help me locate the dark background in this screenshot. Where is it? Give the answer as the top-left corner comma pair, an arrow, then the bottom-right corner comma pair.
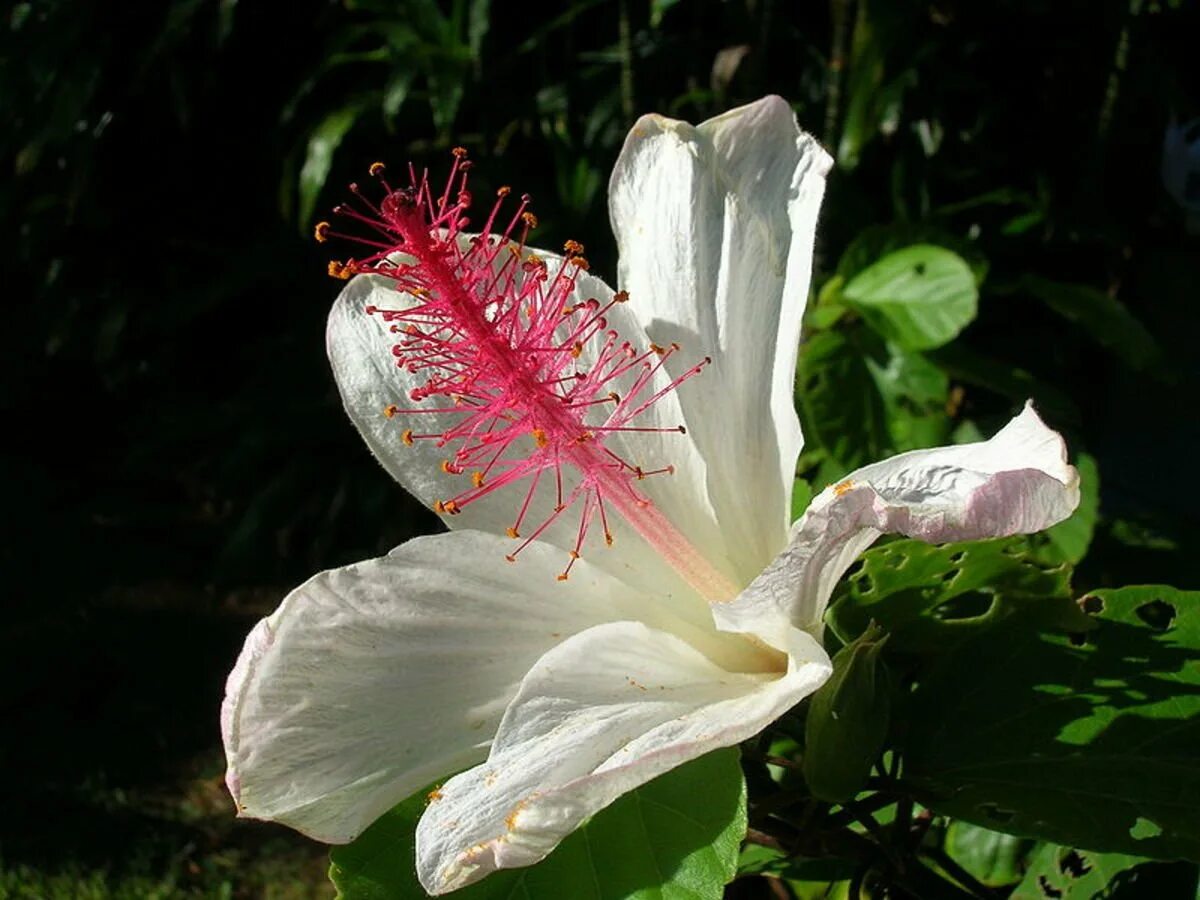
2,0 -> 1198,895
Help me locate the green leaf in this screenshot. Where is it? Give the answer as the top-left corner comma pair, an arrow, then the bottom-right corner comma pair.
329,749 -> 747,900
1035,453 -> 1099,566
1011,846 -> 1142,899
826,537 -> 1088,654
381,67 -> 416,124
803,623 -> 892,802
943,822 -> 1031,888
795,329 -> 888,474
1010,845 -> 1197,899
842,245 -> 978,350
835,224 -> 989,287
791,477 -> 813,523
905,586 -> 1200,861
298,104 -> 362,229
1022,276 -> 1164,374
864,345 -> 951,452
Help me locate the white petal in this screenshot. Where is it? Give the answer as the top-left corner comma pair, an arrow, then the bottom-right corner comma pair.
415,620 -> 830,894
223,530 -> 683,843
609,95 -> 832,584
326,265 -> 712,603
714,402 -> 1080,644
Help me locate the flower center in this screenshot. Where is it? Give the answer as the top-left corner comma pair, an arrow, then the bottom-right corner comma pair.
321,153 -> 740,602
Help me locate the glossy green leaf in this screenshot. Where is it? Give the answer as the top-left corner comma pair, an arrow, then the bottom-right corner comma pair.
835,224 -> 989,287
842,244 -> 978,350
330,748 -> 746,900
803,623 -> 892,802
826,537 -> 1089,653
905,586 -> 1200,861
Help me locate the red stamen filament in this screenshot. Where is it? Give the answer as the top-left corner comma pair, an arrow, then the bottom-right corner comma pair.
328,155 -> 739,602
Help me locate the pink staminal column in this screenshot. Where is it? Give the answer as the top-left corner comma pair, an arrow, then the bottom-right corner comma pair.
320,152 -> 740,603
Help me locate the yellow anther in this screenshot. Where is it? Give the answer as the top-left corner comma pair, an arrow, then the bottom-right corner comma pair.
563,239 -> 585,256
368,161 -> 386,176
556,572 -> 569,582
525,253 -> 545,268
522,211 -> 539,228
614,290 -> 629,303
426,788 -> 444,803
833,480 -> 855,497
434,500 -> 446,514
383,404 -> 399,419
440,460 -> 456,474
506,527 -> 520,539
314,221 -> 330,243
497,185 -> 511,197
570,342 -> 583,358
505,803 -> 526,829
650,342 -> 666,355
604,531 -> 613,546
532,428 -> 548,448
569,551 -> 580,560
471,471 -> 485,488
569,256 -> 590,271
452,146 -> 468,159
443,499 -> 460,515
401,428 -> 414,446
327,259 -> 353,280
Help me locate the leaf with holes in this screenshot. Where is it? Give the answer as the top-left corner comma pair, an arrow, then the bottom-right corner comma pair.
841,244 -> 978,350
1010,845 -> 1198,899
329,748 -> 746,899
905,586 -> 1200,862
825,537 -> 1089,653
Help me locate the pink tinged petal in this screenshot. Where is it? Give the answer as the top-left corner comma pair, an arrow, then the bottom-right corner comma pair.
415,620 -> 831,894
714,402 -> 1081,645
609,95 -> 832,585
222,530 -> 681,844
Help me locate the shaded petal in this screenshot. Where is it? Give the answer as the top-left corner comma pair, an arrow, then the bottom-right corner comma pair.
415,620 -> 830,894
609,95 -> 832,584
715,402 -> 1080,645
326,266 -> 708,604
223,530 -> 680,843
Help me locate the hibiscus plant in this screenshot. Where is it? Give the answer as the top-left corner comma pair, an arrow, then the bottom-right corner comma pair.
221,98 -> 1199,899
